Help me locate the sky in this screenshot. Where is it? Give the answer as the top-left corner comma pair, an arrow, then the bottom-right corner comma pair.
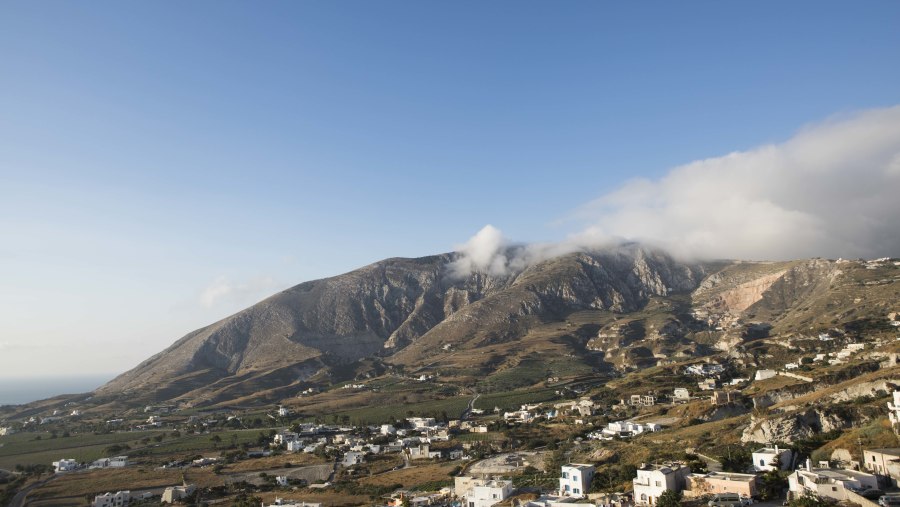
1,1 -> 899,380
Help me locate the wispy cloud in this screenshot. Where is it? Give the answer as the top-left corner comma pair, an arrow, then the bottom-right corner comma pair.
451,105 -> 900,274
199,276 -> 282,309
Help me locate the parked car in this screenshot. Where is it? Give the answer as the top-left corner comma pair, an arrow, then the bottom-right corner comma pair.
849,486 -> 885,500
709,494 -> 743,507
860,489 -> 885,500
879,495 -> 900,507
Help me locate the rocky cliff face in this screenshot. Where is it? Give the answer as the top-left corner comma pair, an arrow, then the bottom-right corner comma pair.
741,409 -> 862,444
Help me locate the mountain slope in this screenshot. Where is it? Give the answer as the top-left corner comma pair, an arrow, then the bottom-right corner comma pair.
95,246 -> 708,406
94,249 -> 899,410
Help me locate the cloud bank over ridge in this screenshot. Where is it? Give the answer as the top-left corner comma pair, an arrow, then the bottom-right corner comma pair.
451,105 -> 900,276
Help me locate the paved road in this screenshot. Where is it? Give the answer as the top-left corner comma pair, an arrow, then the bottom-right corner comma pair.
8,474 -> 57,507
461,390 -> 480,420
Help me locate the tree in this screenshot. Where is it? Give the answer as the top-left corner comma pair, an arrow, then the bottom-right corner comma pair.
656,489 -> 683,507
210,434 -> 222,448
759,470 -> 788,501
789,493 -> 829,507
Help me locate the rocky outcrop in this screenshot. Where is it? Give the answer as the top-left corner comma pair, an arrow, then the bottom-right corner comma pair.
741,408 -> 862,444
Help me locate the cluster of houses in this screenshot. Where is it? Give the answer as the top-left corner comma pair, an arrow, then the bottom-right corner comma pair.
269,418 -> 466,465
52,455 -> 129,473
589,421 -> 661,440
90,483 -> 197,507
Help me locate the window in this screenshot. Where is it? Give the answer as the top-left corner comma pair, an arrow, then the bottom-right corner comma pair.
562,472 -> 568,478
655,481 -> 661,487
573,475 -> 578,481
760,459 -> 765,466
574,488 -> 580,494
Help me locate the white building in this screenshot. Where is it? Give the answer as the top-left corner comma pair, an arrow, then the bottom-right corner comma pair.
277,406 -> 291,417
90,456 -> 128,468
408,417 -> 437,429
274,430 -> 299,445
673,388 -> 690,401
466,479 -> 513,507
754,370 -> 777,381
342,451 -> 365,466
559,464 -> 595,497
263,500 -> 322,507
52,458 -> 79,472
286,440 -> 305,452
93,491 -> 131,507
161,484 -> 196,503
863,448 -> 900,483
633,463 -> 690,505
599,421 -> 660,438
888,390 -> 900,428
685,364 -> 725,376
788,463 -> 878,502
752,446 -> 792,472
381,424 -> 397,435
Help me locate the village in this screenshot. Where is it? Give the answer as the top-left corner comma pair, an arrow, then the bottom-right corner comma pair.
7,380 -> 896,507
3,311 -> 900,507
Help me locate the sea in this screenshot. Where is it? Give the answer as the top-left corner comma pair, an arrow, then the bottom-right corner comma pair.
0,374 -> 116,406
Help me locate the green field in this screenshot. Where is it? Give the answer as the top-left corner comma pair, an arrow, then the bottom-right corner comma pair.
0,430 -> 164,469
474,387 -> 560,411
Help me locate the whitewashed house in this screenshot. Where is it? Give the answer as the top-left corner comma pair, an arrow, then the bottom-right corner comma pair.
888,390 -> 900,428
466,479 -> 513,507
752,446 -> 792,472
754,370 -> 777,381
274,430 -> 299,445
264,500 -> 322,507
162,485 -> 196,503
52,458 -> 79,472
342,451 -> 365,466
863,448 -> 900,482
788,461 -> 878,502
673,388 -> 690,401
92,491 -> 131,507
633,463 -> 690,505
407,417 -> 437,429
559,463 -> 595,497
90,456 -> 128,469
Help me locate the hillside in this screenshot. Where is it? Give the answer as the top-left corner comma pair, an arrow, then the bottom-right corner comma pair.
74,248 -> 900,414
93,245 -> 709,407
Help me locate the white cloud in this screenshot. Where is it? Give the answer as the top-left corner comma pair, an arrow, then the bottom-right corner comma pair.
451,105 -> 900,272
199,276 -> 280,309
577,105 -> 900,260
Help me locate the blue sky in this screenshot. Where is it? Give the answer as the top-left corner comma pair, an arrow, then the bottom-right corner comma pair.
2,1 -> 900,379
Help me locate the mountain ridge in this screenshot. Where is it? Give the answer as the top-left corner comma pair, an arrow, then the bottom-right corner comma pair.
96,245 -> 709,405
92,247 -> 899,412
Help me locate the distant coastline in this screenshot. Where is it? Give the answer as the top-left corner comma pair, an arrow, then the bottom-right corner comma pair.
0,374 -> 116,406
